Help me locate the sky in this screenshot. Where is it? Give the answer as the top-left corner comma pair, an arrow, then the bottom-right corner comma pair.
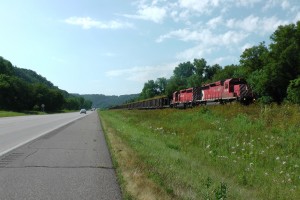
0,0 -> 299,95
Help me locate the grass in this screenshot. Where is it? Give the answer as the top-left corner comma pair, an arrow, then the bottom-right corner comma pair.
99,103 -> 300,200
0,110 -> 29,117
0,109 -> 79,118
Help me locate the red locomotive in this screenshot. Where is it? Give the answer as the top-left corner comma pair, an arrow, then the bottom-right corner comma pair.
171,78 -> 254,108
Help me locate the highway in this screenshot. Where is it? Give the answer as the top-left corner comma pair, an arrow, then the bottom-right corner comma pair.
0,112 -> 86,156
0,111 -> 121,199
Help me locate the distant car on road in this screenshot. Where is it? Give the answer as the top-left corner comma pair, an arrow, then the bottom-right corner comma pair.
80,109 -> 87,114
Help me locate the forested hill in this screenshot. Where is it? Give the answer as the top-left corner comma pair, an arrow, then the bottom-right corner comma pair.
14,67 -> 54,88
80,94 -> 139,109
0,56 -> 92,112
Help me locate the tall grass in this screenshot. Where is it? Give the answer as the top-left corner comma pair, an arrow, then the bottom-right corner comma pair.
99,104 -> 300,199
0,110 -> 27,117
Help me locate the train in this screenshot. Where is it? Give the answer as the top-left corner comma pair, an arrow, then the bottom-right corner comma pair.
112,78 -> 254,110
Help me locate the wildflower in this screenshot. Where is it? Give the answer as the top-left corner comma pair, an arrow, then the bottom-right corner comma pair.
231,151 -> 236,154
295,164 -> 299,168
206,145 -> 210,149
265,172 -> 269,176
282,161 -> 286,165
276,157 -> 280,160
250,163 -> 254,167
280,171 -> 284,174
209,151 -> 213,154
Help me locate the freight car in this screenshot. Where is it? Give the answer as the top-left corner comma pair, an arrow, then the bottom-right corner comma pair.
171,78 -> 254,108
115,95 -> 170,109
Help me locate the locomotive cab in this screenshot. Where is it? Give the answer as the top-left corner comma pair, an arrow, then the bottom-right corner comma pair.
224,78 -> 254,104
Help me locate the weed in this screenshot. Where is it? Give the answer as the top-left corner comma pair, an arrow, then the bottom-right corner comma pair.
215,182 -> 228,200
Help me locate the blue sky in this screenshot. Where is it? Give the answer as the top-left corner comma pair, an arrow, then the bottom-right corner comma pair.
0,0 -> 299,95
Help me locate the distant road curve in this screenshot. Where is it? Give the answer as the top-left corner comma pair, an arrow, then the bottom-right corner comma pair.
0,112 -> 90,156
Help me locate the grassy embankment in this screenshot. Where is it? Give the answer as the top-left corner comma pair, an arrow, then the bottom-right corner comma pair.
99,104 -> 300,200
0,110 -> 79,118
0,110 -> 28,117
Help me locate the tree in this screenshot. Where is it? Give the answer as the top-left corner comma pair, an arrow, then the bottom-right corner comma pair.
155,77 -> 168,94
287,77 -> 300,104
204,64 -> 222,81
212,65 -> 240,81
0,57 -> 14,75
140,80 -> 158,99
264,22 -> 300,103
174,61 -> 195,79
0,75 -> 33,110
239,42 -> 269,78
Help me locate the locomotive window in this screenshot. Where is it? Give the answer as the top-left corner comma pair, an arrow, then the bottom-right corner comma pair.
229,85 -> 234,92
225,83 -> 228,89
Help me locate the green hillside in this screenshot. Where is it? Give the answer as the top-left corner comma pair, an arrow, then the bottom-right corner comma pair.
0,56 -> 92,112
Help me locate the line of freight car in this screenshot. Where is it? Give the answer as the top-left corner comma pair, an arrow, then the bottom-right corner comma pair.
112,96 -> 170,110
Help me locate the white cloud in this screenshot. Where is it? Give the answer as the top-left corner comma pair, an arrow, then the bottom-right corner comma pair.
64,17 -> 133,29
294,12 -> 300,23
226,15 -> 289,35
206,16 -> 223,29
106,63 -> 175,82
241,43 -> 254,52
281,0 -> 290,10
176,44 -> 215,61
123,5 -> 167,23
156,29 -> 210,43
178,0 -> 220,13
262,0 -> 297,12
226,15 -> 259,32
211,56 -> 238,66
235,0 -> 262,7
157,28 -> 248,62
157,28 -> 247,46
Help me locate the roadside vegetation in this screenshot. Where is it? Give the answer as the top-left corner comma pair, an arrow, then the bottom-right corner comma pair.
0,110 -> 28,117
99,104 -> 300,200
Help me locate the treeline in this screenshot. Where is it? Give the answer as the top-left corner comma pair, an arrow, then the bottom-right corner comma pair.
0,57 -> 92,112
139,21 -> 300,104
81,94 -> 139,109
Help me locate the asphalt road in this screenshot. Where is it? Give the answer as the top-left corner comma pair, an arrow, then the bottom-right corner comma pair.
0,111 -> 122,200
0,112 -> 88,157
